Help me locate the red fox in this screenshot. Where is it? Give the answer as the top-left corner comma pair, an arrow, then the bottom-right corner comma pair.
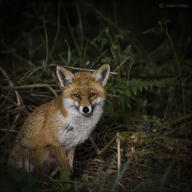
8,64 -> 110,177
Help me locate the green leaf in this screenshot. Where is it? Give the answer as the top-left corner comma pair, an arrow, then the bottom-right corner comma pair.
81,175 -> 88,182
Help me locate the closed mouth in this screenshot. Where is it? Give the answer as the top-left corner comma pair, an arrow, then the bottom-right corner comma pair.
72,102 -> 99,117
82,103 -> 98,117
82,112 -> 92,117
81,108 -> 93,117
81,105 -> 96,117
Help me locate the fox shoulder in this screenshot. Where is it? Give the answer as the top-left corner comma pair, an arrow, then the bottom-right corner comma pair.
20,98 -> 66,148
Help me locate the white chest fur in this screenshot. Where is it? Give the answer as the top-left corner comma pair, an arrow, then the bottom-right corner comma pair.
56,104 -> 103,150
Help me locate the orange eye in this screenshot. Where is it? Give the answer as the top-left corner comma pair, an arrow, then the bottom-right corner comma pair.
73,94 -> 81,99
90,93 -> 96,98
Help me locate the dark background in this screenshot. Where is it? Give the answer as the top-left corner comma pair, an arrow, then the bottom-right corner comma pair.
0,0 -> 192,191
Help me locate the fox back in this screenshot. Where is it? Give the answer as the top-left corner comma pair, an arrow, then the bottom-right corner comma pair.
8,64 -> 110,177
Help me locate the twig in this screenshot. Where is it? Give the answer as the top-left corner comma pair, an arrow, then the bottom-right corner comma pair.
59,55 -> 67,66
0,67 -> 22,106
11,112 -> 21,129
47,176 -> 63,187
19,66 -> 42,83
0,66 -> 22,143
50,63 -> 118,75
37,18 -> 59,93
107,94 -> 120,98
131,146 -> 138,162
118,182 -> 127,191
42,16 -> 49,67
30,93 -> 54,98
59,40 -> 71,65
50,0 -> 61,56
0,84 -> 57,97
97,134 -> 117,155
113,56 -> 132,72
20,64 -> 57,84
91,49 -> 108,68
0,129 -> 18,133
48,175 -> 88,185
65,40 -> 71,65
127,57 -> 134,83
0,92 -> 11,109
116,132 -> 121,172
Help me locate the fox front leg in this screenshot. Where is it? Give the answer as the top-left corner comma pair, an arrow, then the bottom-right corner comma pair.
66,148 -> 75,171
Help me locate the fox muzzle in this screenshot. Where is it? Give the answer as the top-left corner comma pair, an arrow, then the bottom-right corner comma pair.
79,105 -> 92,116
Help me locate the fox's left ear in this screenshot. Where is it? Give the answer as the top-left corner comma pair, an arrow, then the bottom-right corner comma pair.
92,64 -> 110,86
56,66 -> 74,87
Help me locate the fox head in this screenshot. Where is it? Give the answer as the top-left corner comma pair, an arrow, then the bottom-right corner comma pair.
56,64 -> 110,116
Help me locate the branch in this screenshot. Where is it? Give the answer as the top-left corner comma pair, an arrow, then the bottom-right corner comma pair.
113,56 -> 133,72
42,16 -> 49,67
0,66 -> 22,106
97,134 -> 117,155
0,129 -> 18,133
50,0 -> 61,56
0,66 -> 23,143
0,84 -> 57,97
49,63 -> 118,75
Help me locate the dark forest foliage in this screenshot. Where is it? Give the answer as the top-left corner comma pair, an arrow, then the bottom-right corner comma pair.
0,0 -> 192,191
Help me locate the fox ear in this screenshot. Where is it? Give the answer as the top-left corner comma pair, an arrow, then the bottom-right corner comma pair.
56,66 -> 74,87
92,64 -> 110,86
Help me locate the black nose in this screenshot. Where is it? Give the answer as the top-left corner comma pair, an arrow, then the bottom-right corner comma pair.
83,106 -> 89,114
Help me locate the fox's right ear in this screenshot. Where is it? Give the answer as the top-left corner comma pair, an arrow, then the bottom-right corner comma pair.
56,66 -> 74,87
92,64 -> 110,86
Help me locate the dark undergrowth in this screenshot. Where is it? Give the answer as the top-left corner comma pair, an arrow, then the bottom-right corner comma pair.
0,0 -> 192,191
